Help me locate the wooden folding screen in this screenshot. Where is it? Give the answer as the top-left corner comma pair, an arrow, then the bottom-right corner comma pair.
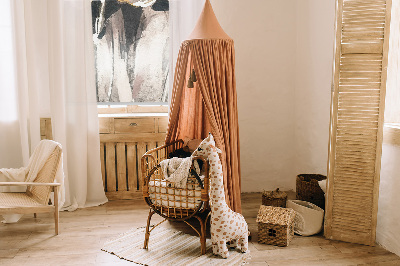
325,0 -> 392,245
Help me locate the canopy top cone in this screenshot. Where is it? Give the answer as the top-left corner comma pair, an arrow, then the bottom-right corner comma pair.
188,0 -> 231,40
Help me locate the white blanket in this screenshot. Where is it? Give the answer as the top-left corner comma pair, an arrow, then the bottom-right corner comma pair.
0,140 -> 65,223
159,157 -> 199,188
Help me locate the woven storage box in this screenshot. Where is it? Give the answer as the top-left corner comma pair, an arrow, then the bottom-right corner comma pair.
256,205 -> 296,247
262,188 -> 287,208
296,174 -> 326,209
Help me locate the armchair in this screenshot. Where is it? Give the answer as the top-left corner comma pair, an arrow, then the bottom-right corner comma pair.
0,145 -> 62,234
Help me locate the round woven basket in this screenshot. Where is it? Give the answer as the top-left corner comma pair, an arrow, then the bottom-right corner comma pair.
262,188 -> 287,208
295,174 -> 326,210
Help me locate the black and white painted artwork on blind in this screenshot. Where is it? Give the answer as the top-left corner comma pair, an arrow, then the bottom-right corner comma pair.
91,0 -> 169,103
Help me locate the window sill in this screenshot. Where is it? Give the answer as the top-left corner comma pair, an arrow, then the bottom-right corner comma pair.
98,113 -> 168,118
97,104 -> 168,115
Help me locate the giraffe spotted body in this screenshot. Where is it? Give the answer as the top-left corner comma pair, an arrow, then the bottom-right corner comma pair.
192,134 -> 248,258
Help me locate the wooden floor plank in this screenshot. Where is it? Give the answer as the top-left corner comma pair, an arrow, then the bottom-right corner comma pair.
0,192 -> 398,265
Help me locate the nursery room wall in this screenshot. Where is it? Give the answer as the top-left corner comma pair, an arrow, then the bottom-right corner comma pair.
212,0 -> 297,192
215,0 -> 400,256
212,0 -> 335,192
20,0 -> 335,193
377,0 -> 400,256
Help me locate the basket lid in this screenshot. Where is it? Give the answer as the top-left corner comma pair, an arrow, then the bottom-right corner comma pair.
256,205 -> 296,225
262,188 -> 287,199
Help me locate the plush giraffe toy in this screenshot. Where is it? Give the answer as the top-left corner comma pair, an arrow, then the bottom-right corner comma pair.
192,133 -> 248,258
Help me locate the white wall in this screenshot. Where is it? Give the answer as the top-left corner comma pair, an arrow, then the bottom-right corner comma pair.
212,0 -> 297,192
377,142 -> 400,256
294,1 -> 335,178
212,0 -> 335,192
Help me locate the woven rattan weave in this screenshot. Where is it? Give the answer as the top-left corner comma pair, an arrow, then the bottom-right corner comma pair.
262,188 -> 287,208
296,174 -> 326,210
256,205 -> 296,247
141,140 -> 210,254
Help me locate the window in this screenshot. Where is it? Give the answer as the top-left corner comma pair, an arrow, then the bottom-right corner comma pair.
91,0 -> 169,105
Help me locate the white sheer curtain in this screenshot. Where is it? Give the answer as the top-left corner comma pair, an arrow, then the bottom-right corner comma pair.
168,0 -> 204,101
1,0 -> 107,211
0,0 -> 24,169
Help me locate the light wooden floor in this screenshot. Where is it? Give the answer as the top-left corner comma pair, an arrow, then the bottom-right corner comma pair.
1,193 -> 399,266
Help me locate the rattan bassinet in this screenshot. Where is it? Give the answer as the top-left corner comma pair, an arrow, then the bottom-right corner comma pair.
141,140 -> 210,254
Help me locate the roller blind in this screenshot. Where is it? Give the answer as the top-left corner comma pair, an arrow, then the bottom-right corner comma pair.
325,0 -> 392,245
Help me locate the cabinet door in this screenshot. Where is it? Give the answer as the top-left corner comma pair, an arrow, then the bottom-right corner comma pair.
325,0 -> 392,245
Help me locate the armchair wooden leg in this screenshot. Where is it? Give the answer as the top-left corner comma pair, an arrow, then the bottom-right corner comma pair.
193,213 -> 210,255
199,218 -> 206,255
144,209 -> 155,249
34,213 -> 37,218
54,186 -> 59,235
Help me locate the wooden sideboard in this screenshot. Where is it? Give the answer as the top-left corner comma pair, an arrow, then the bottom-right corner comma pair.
99,115 -> 168,200
40,115 -> 168,200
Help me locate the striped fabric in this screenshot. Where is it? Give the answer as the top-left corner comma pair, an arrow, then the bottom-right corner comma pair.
102,227 -> 249,265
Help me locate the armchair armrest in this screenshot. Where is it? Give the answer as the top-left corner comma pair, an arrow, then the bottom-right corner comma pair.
0,182 -> 61,187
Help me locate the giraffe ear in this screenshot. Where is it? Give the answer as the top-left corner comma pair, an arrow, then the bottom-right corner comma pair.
211,145 -> 222,154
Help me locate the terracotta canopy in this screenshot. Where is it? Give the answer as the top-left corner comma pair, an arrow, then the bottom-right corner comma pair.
166,0 -> 242,212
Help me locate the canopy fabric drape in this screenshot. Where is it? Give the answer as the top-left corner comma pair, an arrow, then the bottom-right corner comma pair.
166,38 -> 241,212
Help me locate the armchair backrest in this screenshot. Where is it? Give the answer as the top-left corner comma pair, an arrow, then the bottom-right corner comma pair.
26,146 -> 62,205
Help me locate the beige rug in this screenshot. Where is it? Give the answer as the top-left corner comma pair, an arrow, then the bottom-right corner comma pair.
102,226 -> 250,265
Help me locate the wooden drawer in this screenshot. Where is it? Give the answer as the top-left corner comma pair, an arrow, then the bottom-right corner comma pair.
99,117 -> 114,134
157,117 -> 168,133
114,118 -> 155,134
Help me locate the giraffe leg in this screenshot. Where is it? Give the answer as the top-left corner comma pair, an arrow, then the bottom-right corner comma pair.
227,239 -> 237,249
212,241 -> 218,255
238,235 -> 249,253
217,241 -> 229,259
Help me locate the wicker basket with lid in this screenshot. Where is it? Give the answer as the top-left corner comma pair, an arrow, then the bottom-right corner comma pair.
257,205 -> 296,247
262,188 -> 287,208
